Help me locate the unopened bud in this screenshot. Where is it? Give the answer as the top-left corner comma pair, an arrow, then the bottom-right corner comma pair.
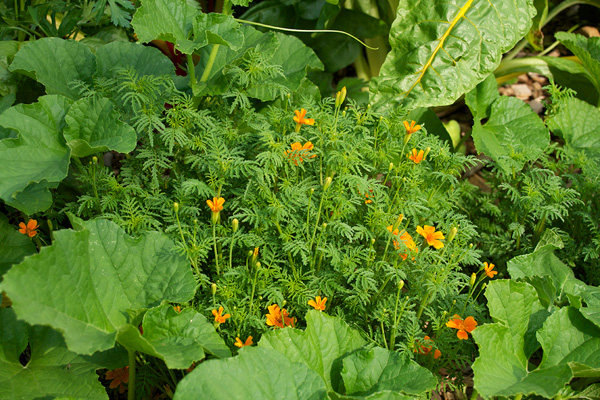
310,188 -> 315,194
371,238 -> 375,245
252,247 -> 259,264
323,177 -> 332,191
469,243 -> 473,248
398,280 -> 404,290
256,262 -> 261,269
423,147 -> 431,159
335,86 -> 347,108
232,219 -> 239,233
92,156 -> 98,164
322,223 -> 327,229
282,300 -> 287,306
469,273 -> 477,287
173,202 -> 179,213
393,214 -> 404,230
211,283 -> 217,295
389,162 -> 394,171
47,219 -> 53,231
447,227 -> 457,243
259,296 -> 263,300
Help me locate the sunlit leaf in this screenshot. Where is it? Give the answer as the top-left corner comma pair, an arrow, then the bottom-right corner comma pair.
370,0 -> 536,110
0,219 -> 196,355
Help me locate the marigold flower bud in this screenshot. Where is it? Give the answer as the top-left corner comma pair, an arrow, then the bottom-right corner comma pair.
323,177 -> 332,191
252,247 -> 259,264
92,156 -> 98,164
322,223 -> 327,229
447,227 -> 457,243
173,202 -> 179,213
248,250 -> 253,257
232,219 -> 239,233
310,188 -> 315,194
256,262 -> 261,269
398,280 -> 404,290
389,162 -> 394,171
423,147 -> 431,159
211,283 -> 217,295
335,86 -> 347,108
393,214 -> 404,230
469,272 -> 477,287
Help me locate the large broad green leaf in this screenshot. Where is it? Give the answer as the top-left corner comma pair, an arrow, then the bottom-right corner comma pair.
471,96 -> 549,174
9,38 -> 95,100
116,304 -> 230,369
195,25 -> 323,100
195,13 -> 245,51
472,280 -> 572,398
555,32 -> 600,103
546,97 -> 600,161
259,310 -> 366,391
131,0 -> 205,55
340,347 -> 436,396
0,219 -> 196,355
0,308 -> 127,400
94,41 -> 176,78
63,97 -> 137,157
173,346 -> 328,400
465,74 -> 499,122
0,95 -> 72,214
0,214 -> 36,277
370,0 -> 536,110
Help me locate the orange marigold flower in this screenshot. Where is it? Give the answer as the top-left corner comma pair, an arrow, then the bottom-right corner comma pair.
234,336 -> 253,348
403,120 -> 421,135
387,226 -> 418,260
212,306 -> 230,324
408,148 -> 424,164
284,141 -> 316,165
173,305 -> 181,313
416,225 -> 445,249
19,219 -> 39,237
414,336 -> 441,359
446,314 -> 477,340
484,262 -> 497,278
206,197 -> 225,213
106,367 -> 129,394
266,304 -> 295,329
308,296 -> 327,311
293,109 -> 315,131
359,188 -> 374,204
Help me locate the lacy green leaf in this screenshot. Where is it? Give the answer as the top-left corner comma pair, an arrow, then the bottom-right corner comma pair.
259,310 -> 366,391
95,41 -> 176,78
0,214 -> 36,277
370,0 -> 536,110
546,97 -> 600,161
131,0 -> 205,55
0,219 -> 196,355
0,308 -> 111,400
173,346 -> 328,400
0,95 -> 72,214
9,38 -> 95,100
341,347 -> 436,396
471,96 -> 549,174
63,97 -> 137,157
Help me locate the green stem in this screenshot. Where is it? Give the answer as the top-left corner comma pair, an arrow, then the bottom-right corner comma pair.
128,350 -> 136,400
415,291 -> 430,320
187,54 -> 197,91
309,192 -> 326,253
229,231 -> 236,271
212,222 -> 220,275
235,19 -> 379,50
248,265 -> 260,315
200,45 -> 220,82
389,283 -> 403,350
380,319 -> 389,349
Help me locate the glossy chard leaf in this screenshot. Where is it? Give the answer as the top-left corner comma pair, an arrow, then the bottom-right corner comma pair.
370,0 -> 536,110
63,97 -> 137,157
0,219 -> 195,355
546,97 -> 600,161
173,346 -> 328,400
341,347 -> 436,396
471,96 -> 549,174
9,38 -> 95,100
0,95 -> 72,214
0,307 -> 125,400
260,310 -> 366,391
117,304 -> 230,369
